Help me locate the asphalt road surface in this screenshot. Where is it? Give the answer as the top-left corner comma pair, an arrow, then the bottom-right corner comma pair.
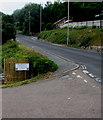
2,34 -> 101,118
16,34 -> 102,81
2,69 -> 101,118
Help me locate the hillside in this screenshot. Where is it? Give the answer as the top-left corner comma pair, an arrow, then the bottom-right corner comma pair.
38,28 -> 103,47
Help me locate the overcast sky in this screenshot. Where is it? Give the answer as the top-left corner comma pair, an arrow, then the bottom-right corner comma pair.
0,0 -> 55,15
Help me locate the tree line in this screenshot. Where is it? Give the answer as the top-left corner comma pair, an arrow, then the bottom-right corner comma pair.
1,2 -> 103,44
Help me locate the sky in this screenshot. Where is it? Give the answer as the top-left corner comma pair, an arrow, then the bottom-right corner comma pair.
0,0 -> 55,15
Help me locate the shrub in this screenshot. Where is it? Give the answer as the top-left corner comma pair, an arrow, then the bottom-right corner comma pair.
2,41 -> 58,76
79,36 -> 91,47
31,57 -> 58,75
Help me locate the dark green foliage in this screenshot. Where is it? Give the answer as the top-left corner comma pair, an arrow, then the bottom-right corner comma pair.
13,2 -> 68,32
79,36 -> 91,47
2,41 -> 58,75
13,3 -> 41,35
2,14 -> 16,44
42,2 -> 68,30
70,2 -> 103,21
31,57 -> 58,75
12,2 -> 103,34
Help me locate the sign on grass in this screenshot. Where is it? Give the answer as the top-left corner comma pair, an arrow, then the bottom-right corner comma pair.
15,63 -> 29,71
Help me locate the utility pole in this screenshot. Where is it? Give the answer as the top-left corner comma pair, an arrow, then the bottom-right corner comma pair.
67,0 -> 69,45
40,4 -> 42,33
28,11 -> 31,35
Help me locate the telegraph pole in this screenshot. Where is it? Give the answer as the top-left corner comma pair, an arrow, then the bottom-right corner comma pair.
67,0 -> 69,45
28,11 -> 31,35
40,4 -> 42,33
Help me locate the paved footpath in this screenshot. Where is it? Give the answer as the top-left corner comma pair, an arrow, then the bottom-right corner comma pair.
2,68 -> 101,118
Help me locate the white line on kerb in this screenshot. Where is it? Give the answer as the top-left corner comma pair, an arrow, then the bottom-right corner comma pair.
89,73 -> 95,78
83,70 -> 89,74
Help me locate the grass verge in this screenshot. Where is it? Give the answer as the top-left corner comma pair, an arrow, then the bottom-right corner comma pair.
1,40 -> 58,87
0,72 -> 52,88
38,28 -> 103,47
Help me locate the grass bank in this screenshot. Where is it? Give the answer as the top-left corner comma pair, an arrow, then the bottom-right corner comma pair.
0,40 -> 58,87
38,28 -> 103,47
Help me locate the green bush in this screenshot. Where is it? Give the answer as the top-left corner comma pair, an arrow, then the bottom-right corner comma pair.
79,36 -> 91,47
2,41 -> 58,75
32,57 -> 58,75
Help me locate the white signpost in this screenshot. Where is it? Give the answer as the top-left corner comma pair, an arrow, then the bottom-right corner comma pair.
15,63 -> 29,71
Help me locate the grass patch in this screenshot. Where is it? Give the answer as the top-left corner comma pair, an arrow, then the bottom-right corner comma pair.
39,29 -> 67,44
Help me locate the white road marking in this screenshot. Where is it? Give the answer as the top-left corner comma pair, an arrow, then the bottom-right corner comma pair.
67,98 -> 71,100
61,75 -> 69,79
72,72 -> 76,75
89,73 -> 96,78
95,78 -> 101,83
84,80 -> 87,83
52,43 -> 63,47
77,75 -> 82,78
92,85 -> 96,87
81,65 -> 86,69
83,70 -> 89,74
68,78 -> 72,80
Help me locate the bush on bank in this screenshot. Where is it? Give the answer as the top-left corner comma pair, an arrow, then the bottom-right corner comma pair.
1,40 -> 58,75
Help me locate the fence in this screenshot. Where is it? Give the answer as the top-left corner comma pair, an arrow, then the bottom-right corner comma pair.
4,58 -> 33,84
60,20 -> 103,28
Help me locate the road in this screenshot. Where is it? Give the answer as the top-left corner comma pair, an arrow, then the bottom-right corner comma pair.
2,34 -> 101,118
16,34 -> 102,82
2,68 -> 101,118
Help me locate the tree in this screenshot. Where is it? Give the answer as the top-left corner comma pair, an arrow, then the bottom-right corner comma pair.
13,3 -> 41,35
2,14 -> 16,44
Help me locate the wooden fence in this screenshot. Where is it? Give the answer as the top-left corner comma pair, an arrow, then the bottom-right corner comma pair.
4,58 -> 33,84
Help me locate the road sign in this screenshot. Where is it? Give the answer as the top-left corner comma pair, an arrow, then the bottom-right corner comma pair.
15,63 -> 29,71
